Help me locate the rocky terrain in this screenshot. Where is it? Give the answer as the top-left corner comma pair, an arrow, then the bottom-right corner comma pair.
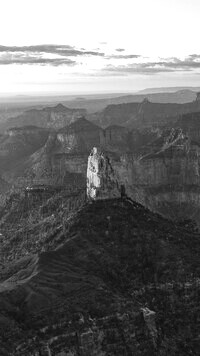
0,95 -> 200,354
0,193 -> 200,355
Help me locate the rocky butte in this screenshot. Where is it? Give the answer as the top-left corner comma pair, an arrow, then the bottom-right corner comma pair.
87,147 -> 121,200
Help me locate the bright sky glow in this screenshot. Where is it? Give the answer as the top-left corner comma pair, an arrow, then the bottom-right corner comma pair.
0,0 -> 200,95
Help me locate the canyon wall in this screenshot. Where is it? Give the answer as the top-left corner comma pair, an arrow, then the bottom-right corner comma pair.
105,134 -> 200,224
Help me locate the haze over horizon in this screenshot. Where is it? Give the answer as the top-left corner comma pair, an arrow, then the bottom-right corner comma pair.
1,0 -> 200,95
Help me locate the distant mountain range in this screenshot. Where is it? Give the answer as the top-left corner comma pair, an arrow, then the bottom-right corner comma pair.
92,96 -> 200,128
0,104 -> 87,132
1,91 -> 200,134
62,89 -> 200,113
137,86 -> 200,94
1,88 -> 200,116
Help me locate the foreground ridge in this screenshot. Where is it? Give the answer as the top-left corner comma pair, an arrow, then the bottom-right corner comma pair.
0,195 -> 200,355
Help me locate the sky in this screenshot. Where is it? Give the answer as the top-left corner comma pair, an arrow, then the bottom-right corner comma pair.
0,0 -> 200,95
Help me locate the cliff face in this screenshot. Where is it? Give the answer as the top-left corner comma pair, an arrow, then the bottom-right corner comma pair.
104,129 -> 200,224
132,155 -> 200,221
87,147 -> 120,200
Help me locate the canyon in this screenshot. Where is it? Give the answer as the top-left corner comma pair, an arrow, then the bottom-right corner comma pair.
1,98 -> 200,227
1,96 -> 200,354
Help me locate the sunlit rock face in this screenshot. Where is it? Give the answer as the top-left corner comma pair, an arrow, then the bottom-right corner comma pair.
87,147 -> 121,200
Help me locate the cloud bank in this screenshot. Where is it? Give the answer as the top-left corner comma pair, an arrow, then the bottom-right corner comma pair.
103,55 -> 200,75
0,44 -> 104,66
0,44 -> 200,78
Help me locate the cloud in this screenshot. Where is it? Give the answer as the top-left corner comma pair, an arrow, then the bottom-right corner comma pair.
0,54 -> 76,66
103,56 -> 200,75
104,64 -> 173,75
0,44 -> 104,57
186,54 -> 200,61
1,46 -> 200,75
107,54 -> 141,59
0,44 -> 104,66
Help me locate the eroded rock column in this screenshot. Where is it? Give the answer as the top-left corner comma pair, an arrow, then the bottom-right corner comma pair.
87,147 -> 120,200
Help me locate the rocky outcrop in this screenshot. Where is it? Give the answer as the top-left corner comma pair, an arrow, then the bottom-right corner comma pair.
87,147 -> 120,200
141,308 -> 157,347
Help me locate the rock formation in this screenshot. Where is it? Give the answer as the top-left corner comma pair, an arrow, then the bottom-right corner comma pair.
87,147 -> 120,200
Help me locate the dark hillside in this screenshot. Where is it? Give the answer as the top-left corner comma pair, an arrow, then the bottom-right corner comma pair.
0,197 -> 200,354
